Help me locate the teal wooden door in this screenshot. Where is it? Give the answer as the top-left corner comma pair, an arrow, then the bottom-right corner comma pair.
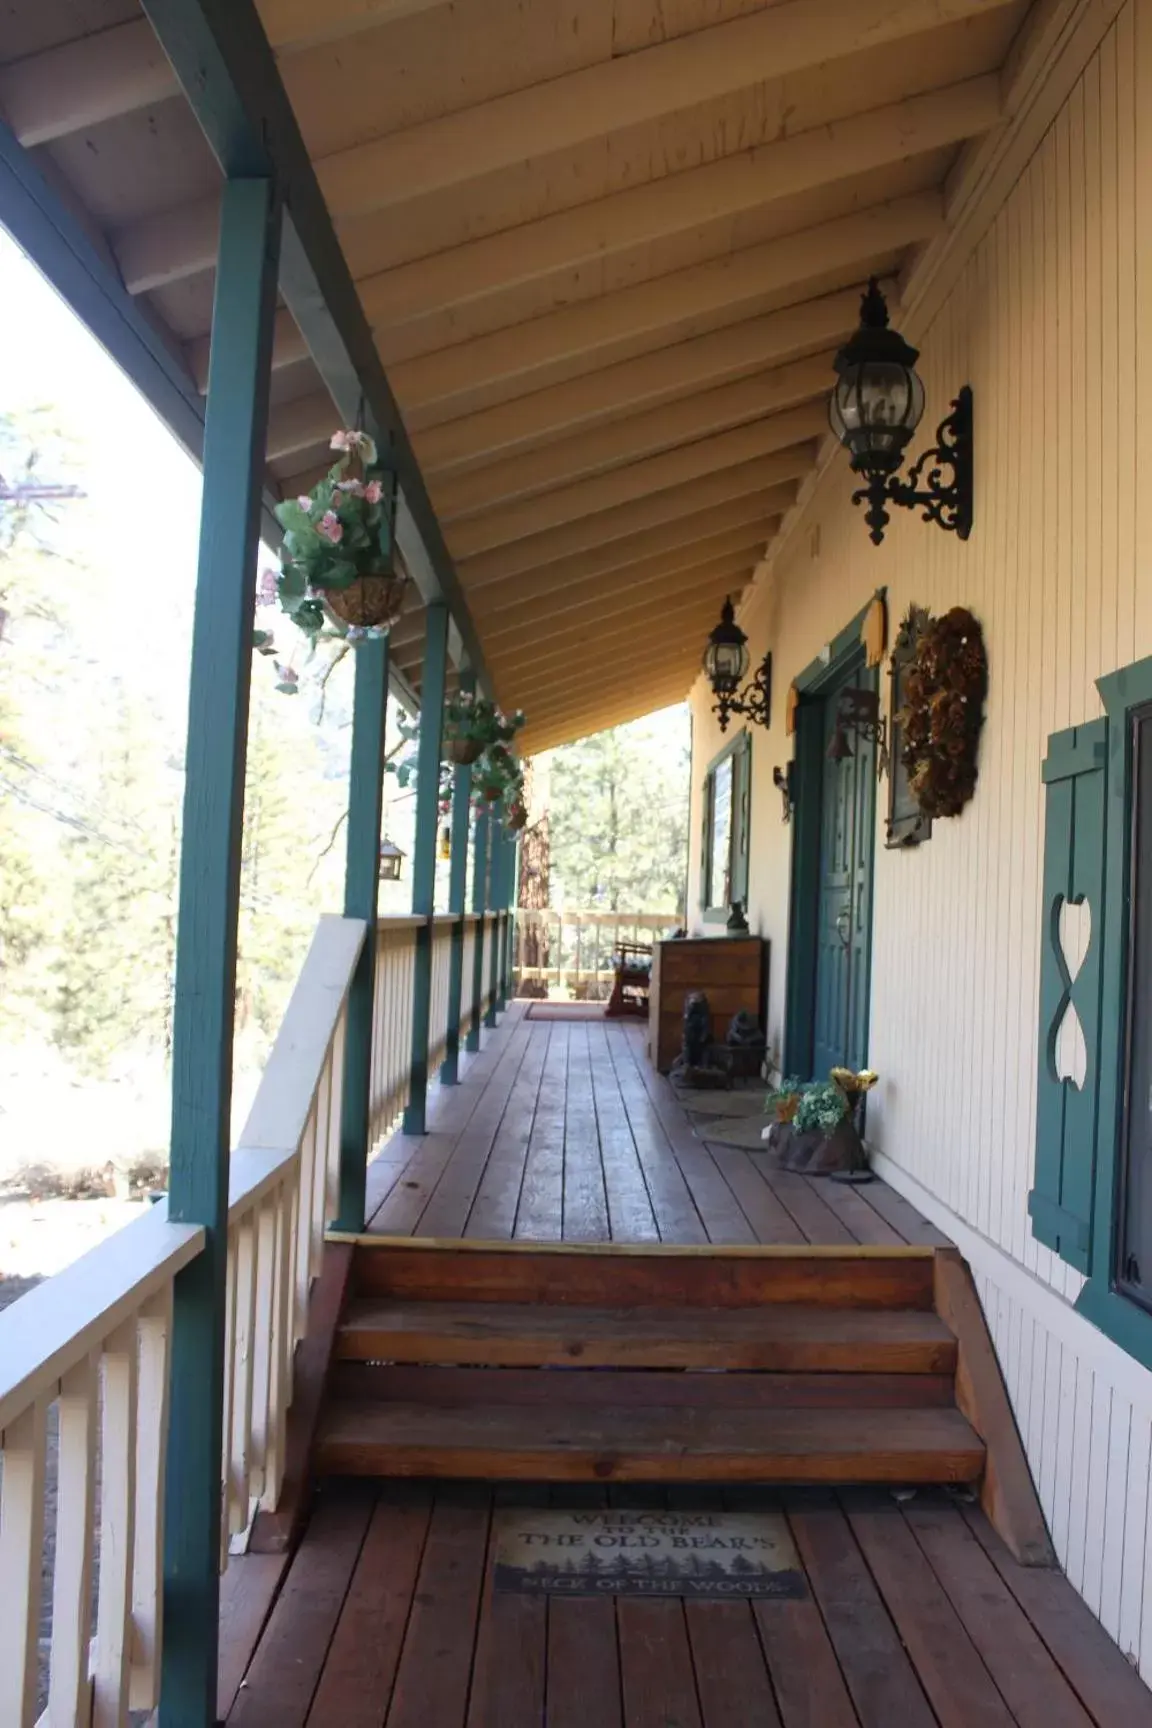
811,662 -> 876,1078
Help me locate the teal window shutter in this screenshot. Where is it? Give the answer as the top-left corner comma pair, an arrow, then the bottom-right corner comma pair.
732,733 -> 752,906
1029,717 -> 1109,1273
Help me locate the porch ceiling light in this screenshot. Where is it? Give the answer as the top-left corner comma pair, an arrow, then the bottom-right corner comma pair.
379,835 -> 405,880
829,279 -> 973,547
703,597 -> 772,733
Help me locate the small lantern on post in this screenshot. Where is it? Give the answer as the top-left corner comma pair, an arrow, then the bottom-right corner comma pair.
702,597 -> 772,733
829,279 -> 973,547
379,835 -> 405,881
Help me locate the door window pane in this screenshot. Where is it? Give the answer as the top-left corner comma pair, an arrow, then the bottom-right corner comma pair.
709,757 -> 733,909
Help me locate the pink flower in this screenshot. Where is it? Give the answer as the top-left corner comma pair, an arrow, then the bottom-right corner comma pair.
330,429 -> 377,463
274,662 -> 298,686
364,480 -> 383,504
317,511 -> 343,544
296,494 -> 312,511
256,567 -> 278,606
330,430 -> 355,452
335,478 -> 364,497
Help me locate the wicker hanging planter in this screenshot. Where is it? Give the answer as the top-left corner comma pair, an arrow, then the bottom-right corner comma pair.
322,568 -> 407,631
445,735 -> 484,766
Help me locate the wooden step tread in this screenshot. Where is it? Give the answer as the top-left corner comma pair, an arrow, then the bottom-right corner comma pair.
337,1300 -> 957,1373
316,1400 -> 984,1484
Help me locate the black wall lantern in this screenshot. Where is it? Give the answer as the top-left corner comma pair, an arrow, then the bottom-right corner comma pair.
827,687 -> 889,778
379,835 -> 405,880
703,597 -> 772,732
829,279 -> 973,547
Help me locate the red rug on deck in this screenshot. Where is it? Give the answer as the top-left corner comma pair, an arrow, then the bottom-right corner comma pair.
523,1001 -> 607,1021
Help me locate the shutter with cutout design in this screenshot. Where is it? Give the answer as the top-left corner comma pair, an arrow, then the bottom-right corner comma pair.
1028,718 -> 1108,1273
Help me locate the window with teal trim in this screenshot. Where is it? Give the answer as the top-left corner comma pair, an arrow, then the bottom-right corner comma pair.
1032,653 -> 1152,1370
701,732 -> 750,921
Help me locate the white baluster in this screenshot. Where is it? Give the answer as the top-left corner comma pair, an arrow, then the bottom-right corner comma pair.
130,1292 -> 171,1711
228,1214 -> 257,1535
93,1321 -> 139,1728
48,1355 -> 98,1727
0,1395 -> 49,1728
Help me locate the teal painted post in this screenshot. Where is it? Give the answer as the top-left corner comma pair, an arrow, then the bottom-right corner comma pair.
440,673 -> 475,1084
333,633 -> 389,1231
486,809 -> 504,1028
402,602 -> 449,1132
466,805 -> 491,1052
502,837 -> 519,1007
160,178 -> 280,1728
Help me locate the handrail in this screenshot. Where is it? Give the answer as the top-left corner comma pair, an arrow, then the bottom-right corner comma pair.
513,908 -> 681,998
0,914 -> 367,1728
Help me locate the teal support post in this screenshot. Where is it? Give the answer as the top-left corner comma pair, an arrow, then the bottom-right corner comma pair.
333,633 -> 389,1231
466,805 -> 491,1052
501,838 -> 519,1008
403,602 -> 449,1133
160,178 -> 280,1728
486,809 -> 505,1028
440,673 -> 475,1084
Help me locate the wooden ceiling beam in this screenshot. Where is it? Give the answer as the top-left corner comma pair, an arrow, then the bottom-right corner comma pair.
458,455 -> 807,587
485,564 -> 749,658
0,0 -> 448,148
266,388 -> 338,462
390,194 -> 943,421
448,412 -> 827,560
415,291 -> 868,474
467,494 -> 793,609
362,78 -> 1000,336
314,0 -> 1015,219
510,646 -> 709,715
514,668 -> 698,742
435,354 -> 832,524
482,548 -> 766,643
189,307 -> 307,394
491,584 -> 759,685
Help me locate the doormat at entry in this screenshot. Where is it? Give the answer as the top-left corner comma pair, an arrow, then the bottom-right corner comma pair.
677,1089 -> 770,1117
696,1114 -> 776,1149
493,1507 -> 807,1600
524,1001 -> 606,1021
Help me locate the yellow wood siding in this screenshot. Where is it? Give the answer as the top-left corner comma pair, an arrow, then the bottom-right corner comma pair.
687,0 -> 1152,1663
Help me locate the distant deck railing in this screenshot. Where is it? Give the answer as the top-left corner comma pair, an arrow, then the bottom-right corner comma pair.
0,906 -> 511,1726
512,908 -> 682,999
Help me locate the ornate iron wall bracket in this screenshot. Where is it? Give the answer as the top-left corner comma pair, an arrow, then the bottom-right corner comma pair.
714,652 -> 773,733
851,388 -> 974,547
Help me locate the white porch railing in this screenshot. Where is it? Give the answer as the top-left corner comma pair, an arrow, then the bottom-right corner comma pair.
513,908 -> 682,998
0,913 -> 365,1728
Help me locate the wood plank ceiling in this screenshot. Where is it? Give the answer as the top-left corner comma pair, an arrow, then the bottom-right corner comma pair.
0,0 -> 1031,751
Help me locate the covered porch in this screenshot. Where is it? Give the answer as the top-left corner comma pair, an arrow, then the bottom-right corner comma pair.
2,0 -> 1151,1722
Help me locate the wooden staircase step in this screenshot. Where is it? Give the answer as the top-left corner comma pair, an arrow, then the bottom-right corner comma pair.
351,1243 -> 937,1309
315,1399 -> 985,1484
336,1299 -> 957,1374
330,1363 -> 958,1409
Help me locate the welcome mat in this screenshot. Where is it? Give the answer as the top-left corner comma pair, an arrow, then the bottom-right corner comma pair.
524,1001 -> 607,1021
677,1089 -> 770,1117
697,1115 -> 775,1150
493,1506 -> 807,1600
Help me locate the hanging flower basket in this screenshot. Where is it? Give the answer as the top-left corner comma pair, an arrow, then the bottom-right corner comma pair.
507,803 -> 528,832
478,780 -> 504,802
322,567 -> 407,631
266,430 -> 409,659
446,735 -> 484,766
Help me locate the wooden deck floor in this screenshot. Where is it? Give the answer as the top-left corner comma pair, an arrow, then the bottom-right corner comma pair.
363,1003 -> 946,1248
222,1480 -> 1152,1727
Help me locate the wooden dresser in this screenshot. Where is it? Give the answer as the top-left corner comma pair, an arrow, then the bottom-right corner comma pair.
647,935 -> 768,1073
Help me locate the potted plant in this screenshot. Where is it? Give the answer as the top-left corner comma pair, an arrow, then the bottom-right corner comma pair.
442,692 -> 524,766
271,430 -> 407,640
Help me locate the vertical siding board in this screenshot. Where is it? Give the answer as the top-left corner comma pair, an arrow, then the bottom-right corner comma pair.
1119,1412 -> 1150,1662
1117,1 -> 1138,665
1050,1341 -> 1079,1562
1136,0 -> 1152,651
1101,1396 -> 1133,1637
1082,1379 -> 1115,1614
